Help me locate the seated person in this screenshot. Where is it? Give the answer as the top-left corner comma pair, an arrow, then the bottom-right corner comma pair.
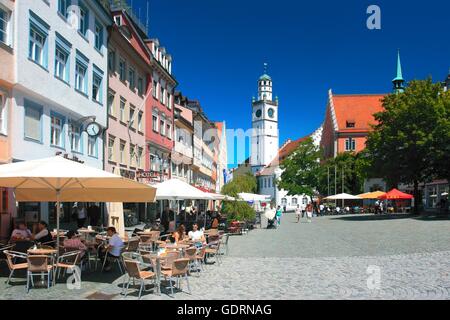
100,227 -> 124,272
63,230 -> 87,258
10,222 -> 32,242
31,221 -> 53,245
188,223 -> 206,247
172,225 -> 187,243
211,216 -> 220,229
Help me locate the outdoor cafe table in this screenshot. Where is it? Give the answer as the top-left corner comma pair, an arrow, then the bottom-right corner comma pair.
27,248 -> 58,255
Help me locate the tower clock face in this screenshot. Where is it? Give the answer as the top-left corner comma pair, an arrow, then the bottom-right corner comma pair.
268,108 -> 275,118
255,109 -> 262,118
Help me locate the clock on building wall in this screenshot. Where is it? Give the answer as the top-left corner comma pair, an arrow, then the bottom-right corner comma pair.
255,109 -> 262,118
86,122 -> 102,137
268,108 -> 275,118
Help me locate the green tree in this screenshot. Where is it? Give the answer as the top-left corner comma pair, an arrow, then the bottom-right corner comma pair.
317,152 -> 366,196
221,173 -> 257,222
221,172 -> 257,198
277,137 -> 322,197
365,79 -> 450,214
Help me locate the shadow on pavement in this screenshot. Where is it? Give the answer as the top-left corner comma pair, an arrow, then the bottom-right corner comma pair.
329,213 -> 450,222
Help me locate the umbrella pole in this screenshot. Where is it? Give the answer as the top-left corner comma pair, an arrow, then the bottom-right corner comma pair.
56,191 -> 61,259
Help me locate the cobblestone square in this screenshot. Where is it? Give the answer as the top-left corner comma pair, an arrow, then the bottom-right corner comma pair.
1,213 -> 450,300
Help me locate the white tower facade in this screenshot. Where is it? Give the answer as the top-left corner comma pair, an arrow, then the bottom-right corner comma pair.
251,64 -> 279,174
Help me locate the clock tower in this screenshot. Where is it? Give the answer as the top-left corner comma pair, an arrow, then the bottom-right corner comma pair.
251,63 -> 279,174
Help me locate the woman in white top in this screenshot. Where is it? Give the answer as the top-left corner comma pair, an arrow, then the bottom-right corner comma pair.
295,205 -> 302,223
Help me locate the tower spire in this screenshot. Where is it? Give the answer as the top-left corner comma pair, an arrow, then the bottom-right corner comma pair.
263,62 -> 268,75
392,50 -> 405,94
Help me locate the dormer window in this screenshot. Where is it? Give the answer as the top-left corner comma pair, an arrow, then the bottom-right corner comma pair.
346,120 -> 356,128
114,15 -> 122,26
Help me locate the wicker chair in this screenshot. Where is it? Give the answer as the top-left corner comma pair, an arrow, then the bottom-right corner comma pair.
161,258 -> 191,297
122,259 -> 157,299
124,237 -> 141,253
184,247 -> 200,276
27,255 -> 54,292
195,246 -> 207,271
54,251 -> 81,284
205,240 -> 222,266
3,250 -> 28,285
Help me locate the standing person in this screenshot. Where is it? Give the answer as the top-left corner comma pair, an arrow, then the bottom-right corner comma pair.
301,201 -> 307,218
319,203 -> 325,216
87,203 -> 101,227
379,201 -> 384,215
295,204 -> 302,223
306,203 -> 313,223
275,206 -> 282,227
76,203 -> 87,229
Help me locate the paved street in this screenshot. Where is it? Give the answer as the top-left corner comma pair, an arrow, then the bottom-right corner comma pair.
1,213 -> 450,300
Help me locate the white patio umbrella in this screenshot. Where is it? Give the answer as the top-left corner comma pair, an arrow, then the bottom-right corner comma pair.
154,179 -> 213,231
324,193 -> 361,200
0,156 -> 156,251
238,193 -> 272,202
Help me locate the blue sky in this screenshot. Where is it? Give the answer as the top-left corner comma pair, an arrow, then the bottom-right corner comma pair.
132,0 -> 450,168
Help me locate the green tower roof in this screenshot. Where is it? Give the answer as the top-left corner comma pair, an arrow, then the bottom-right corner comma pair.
392,50 -> 404,82
259,74 -> 272,81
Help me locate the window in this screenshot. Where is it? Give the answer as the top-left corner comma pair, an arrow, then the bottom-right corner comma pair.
114,15 -> 122,26
92,66 -> 104,104
107,91 -> 115,116
24,100 -> 43,142
108,135 -> 115,162
0,7 -> 11,46
119,58 -> 126,81
345,138 -> 356,151
137,77 -> 144,96
137,112 -> 143,132
29,12 -> 49,68
94,20 -> 104,52
75,52 -> 89,94
137,147 -> 143,168
167,92 -> 171,109
88,136 -> 98,158
129,106 -> 135,128
167,123 -> 172,140
108,50 -> 116,72
160,87 -> 164,104
152,80 -> 157,98
160,119 -> 165,136
346,121 -> 355,128
292,198 -> 298,206
50,113 -> 65,148
54,34 -> 71,83
0,94 -> 6,135
120,140 -> 126,164
58,0 -> 70,18
78,3 -> 88,37
119,97 -> 126,122
128,68 -> 135,89
129,144 -> 135,167
152,114 -> 158,132
69,122 -> 82,153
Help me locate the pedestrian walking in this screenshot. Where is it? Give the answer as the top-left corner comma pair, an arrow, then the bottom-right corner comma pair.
295,204 -> 302,223
276,206 -> 282,227
306,203 -> 313,223
74,203 -> 87,228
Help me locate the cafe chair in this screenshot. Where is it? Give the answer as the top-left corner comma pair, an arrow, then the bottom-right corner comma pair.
3,250 -> 28,285
54,250 -> 81,284
27,255 -> 54,292
161,258 -> 191,297
122,259 -> 157,299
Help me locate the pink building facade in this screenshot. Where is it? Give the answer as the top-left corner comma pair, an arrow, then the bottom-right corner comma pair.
106,10 -> 150,179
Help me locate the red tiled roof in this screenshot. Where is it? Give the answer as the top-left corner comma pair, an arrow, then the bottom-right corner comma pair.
258,136 -> 309,176
332,94 -> 385,132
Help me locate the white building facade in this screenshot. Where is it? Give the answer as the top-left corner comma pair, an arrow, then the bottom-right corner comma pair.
9,0 -> 111,223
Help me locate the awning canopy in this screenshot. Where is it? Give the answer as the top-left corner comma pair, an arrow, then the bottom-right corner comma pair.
324,193 -> 361,200
238,193 -> 272,202
357,191 -> 387,199
378,189 -> 414,200
0,156 -> 156,202
155,179 -> 213,200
